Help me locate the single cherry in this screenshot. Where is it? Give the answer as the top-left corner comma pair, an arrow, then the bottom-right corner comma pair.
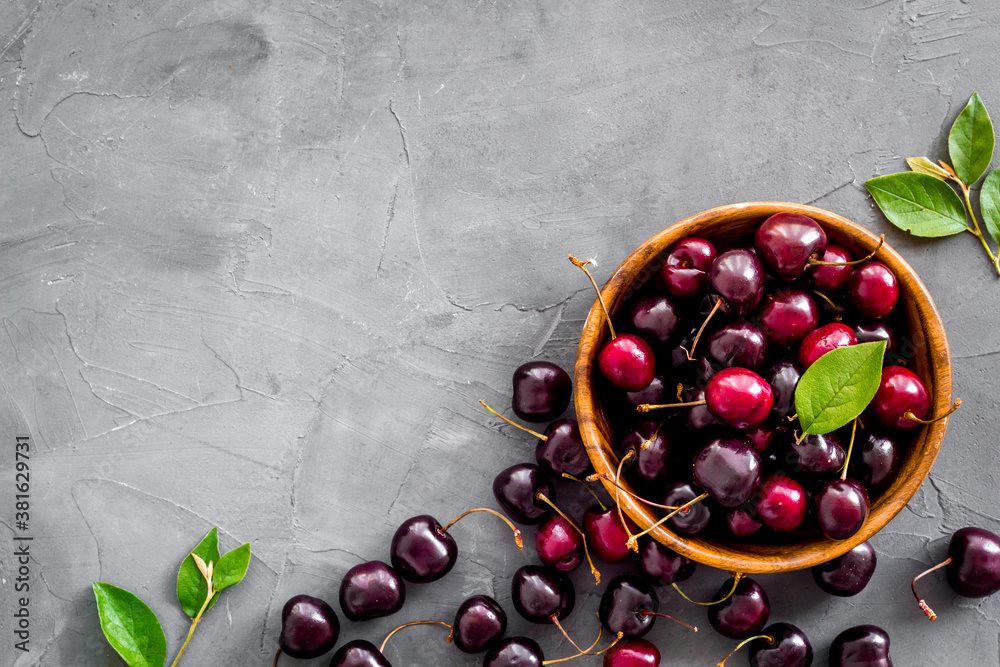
815,478 -> 869,540
493,463 -> 554,525
746,423 -> 788,455
709,248 -> 765,316
692,437 -> 762,507
625,375 -> 668,409
847,261 -> 898,319
789,432 -> 845,475
853,321 -> 899,355
453,595 -> 506,654
716,622 -> 813,667
851,432 -> 900,490
583,504 -> 637,564
766,360 -> 801,420
511,565 -> 575,624
912,527 -> 1000,620
603,638 -> 660,667
662,238 -> 718,298
755,290 -> 819,347
535,514 -> 583,572
754,473 -> 806,532
871,366 -> 929,430
812,540 -> 877,596
707,576 -> 770,639
807,243 -> 855,292
618,421 -> 670,485
329,639 -> 390,667
483,637 -> 543,667
511,361 -> 571,422
628,294 -> 680,344
703,367 -> 773,428
338,561 -> 406,621
275,595 -> 339,661
798,322 -> 857,368
599,575 -> 659,638
727,509 -> 763,537
706,320 -> 769,371
663,481 -> 712,535
754,212 -> 828,280
637,540 -> 695,586
829,625 -> 892,667
480,401 -> 590,478
684,388 -> 724,430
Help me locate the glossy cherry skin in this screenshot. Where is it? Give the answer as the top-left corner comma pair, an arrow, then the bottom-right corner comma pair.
685,388 -> 724,430
706,320 -> 769,370
338,561 -> 406,621
790,432 -> 846,475
767,360 -> 801,420
708,576 -> 770,639
748,622 -> 813,667
510,565 -> 575,623
278,595 -> 339,659
599,575 -> 659,638
692,437 -> 761,507
853,321 -> 899,355
727,509 -> 763,537
329,639 -> 390,667
638,540 -> 695,585
829,625 -> 893,667
625,375 -> 667,410
747,423 -> 788,455
812,540 -> 877,596
798,322 -> 857,368
871,366 -> 929,430
535,514 -> 583,572
511,361 -> 571,423
815,479 -> 869,540
755,290 -> 819,347
583,505 -> 636,564
536,419 -> 589,478
484,637 -> 543,667
755,474 -> 807,532
662,238 -> 718,298
663,482 -> 712,535
599,333 -> 657,391
453,594 -> 507,654
618,421 -> 670,485
807,243 -> 854,292
946,527 -> 1000,597
754,212 -> 828,280
492,463 -> 554,525
847,261 -> 898,319
851,433 -> 900,490
710,248 -> 765,315
629,294 -> 680,344
603,638 -> 660,667
389,515 -> 456,584
705,367 -> 774,429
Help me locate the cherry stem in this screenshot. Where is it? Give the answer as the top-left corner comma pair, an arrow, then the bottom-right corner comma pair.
902,398 -> 961,426
640,420 -> 669,450
671,572 -> 744,606
536,492 -> 601,585
716,634 -> 774,667
841,417 -> 859,481
562,473 -> 608,512
549,614 -> 589,654
589,632 -> 625,656
638,610 -> 698,632
614,450 -> 636,548
625,493 -> 710,551
272,648 -> 282,667
478,400 -> 547,441
569,254 -> 616,339
543,629 -> 624,664
683,295 -> 722,360
441,508 -> 523,551
587,472 -> 681,510
809,235 -> 885,266
911,557 -> 952,621
810,290 -> 842,321
380,620 -> 453,653
637,399 -> 707,413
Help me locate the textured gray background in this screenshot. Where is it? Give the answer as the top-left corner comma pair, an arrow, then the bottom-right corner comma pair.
3,0 -> 1000,665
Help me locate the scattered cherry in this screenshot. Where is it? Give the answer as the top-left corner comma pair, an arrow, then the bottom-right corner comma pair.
707,576 -> 770,639
511,565 -> 575,624
329,639 -> 390,667
493,463 -> 554,525
603,638 -> 660,667
912,526 -> 1000,620
847,261 -> 898,319
338,560 -> 406,621
716,622 -> 812,667
798,322 -> 857,368
755,290 -> 819,347
691,437 -> 762,507
583,504 -> 637,564
813,540 -> 877,596
754,212 -> 828,280
275,594 -> 339,662
511,361 -> 571,423
754,473 -> 807,532
829,625 -> 893,667
598,575 -> 659,638
662,238 -> 718,298
483,637 -> 544,667
480,401 -> 590,478
453,594 -> 507,654
535,514 -> 584,572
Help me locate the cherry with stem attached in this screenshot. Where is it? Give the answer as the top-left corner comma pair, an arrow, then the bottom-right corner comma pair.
484,628 -> 624,667
330,620 -> 452,666
814,418 -> 870,541
911,526 -> 1000,620
480,400 -> 590,478
715,622 -> 812,667
534,491 -> 602,584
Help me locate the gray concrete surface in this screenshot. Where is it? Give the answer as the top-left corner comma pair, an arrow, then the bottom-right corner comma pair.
3,1 -> 1000,665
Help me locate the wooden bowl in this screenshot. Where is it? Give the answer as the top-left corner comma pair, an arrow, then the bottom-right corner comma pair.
573,202 -> 953,573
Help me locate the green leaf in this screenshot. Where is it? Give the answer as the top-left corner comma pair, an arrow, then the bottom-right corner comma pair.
865,172 -> 968,237
949,92 -> 995,185
93,582 -> 167,667
982,169 -> 1000,246
795,341 -> 887,436
906,157 -> 951,181
213,543 -> 251,593
176,527 -> 221,618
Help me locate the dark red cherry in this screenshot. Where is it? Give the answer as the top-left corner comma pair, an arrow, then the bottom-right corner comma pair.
662,238 -> 718,299
277,594 -> 339,659
625,375 -> 668,409
338,561 -> 406,621
618,421 -> 670,484
329,639 -> 390,667
851,433 -> 900,490
755,290 -> 819,347
493,463 -> 554,525
872,366 -> 929,430
815,479 -> 869,540
754,473 -> 806,532
536,419 -> 590,478
390,515 -> 457,583
853,321 -> 899,355
535,514 -> 583,572
599,575 -> 658,638
946,527 -> 1000,598
807,243 -> 854,292
603,638 -> 661,667
847,261 -> 898,319
637,540 -> 695,586
812,540 -> 877,596
748,622 -> 813,667
692,437 -> 761,507
511,361 -> 571,423
767,360 -> 801,420
663,482 -> 712,535
829,625 -> 892,667
705,367 -> 773,429
754,212 -> 828,280
483,637 -> 543,667
685,388 -> 724,430
599,333 -> 657,391
798,322 -> 857,368
628,294 -> 680,344
726,509 -> 763,537
511,565 -> 575,623
707,576 -> 770,639
746,423 -> 789,454
790,432 -> 845,475
706,320 -> 769,371
709,249 -> 765,315
452,594 -> 507,654
583,504 -> 637,564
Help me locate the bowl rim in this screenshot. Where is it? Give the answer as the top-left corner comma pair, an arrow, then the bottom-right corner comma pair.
573,201 -> 953,573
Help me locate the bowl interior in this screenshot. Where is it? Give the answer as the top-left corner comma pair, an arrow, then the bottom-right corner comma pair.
574,202 -> 953,573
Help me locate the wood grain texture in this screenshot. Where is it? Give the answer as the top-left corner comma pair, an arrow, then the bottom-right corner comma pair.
574,202 -> 953,573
